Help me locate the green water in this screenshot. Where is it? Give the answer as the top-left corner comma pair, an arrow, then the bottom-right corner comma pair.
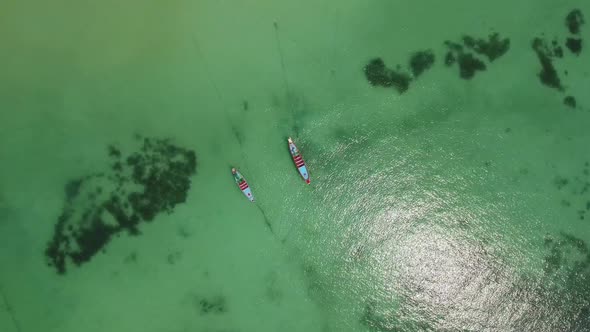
1,1 -> 590,331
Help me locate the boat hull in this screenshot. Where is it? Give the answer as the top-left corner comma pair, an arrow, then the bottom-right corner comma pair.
288,138 -> 310,184
234,169 -> 255,202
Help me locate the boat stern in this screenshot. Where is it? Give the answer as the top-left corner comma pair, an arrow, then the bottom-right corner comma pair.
242,186 -> 255,202
298,165 -> 310,183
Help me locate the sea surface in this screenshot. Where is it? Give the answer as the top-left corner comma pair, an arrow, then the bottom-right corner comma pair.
1,1 -> 590,331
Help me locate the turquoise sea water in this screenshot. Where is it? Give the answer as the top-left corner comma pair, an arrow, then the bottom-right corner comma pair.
1,1 -> 590,331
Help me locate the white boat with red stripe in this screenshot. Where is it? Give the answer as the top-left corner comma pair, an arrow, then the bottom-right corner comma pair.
232,167 -> 254,202
288,137 -> 310,184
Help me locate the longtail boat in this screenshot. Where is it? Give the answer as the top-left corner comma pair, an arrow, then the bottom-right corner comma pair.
232,167 -> 255,202
287,137 -> 310,184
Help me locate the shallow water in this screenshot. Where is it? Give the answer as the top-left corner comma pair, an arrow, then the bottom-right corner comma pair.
1,1 -> 590,331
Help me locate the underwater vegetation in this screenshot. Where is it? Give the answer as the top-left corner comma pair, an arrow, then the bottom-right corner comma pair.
566,9 -> 585,35
531,9 -> 584,108
363,53 -> 426,94
363,9 -> 585,110
444,32 -> 510,79
541,232 -> 590,329
198,296 -> 227,315
409,50 -> 435,78
363,31 -> 509,93
45,135 -> 197,274
187,292 -> 228,315
531,37 -> 565,91
357,230 -> 590,332
364,58 -> 397,88
553,161 -> 590,221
